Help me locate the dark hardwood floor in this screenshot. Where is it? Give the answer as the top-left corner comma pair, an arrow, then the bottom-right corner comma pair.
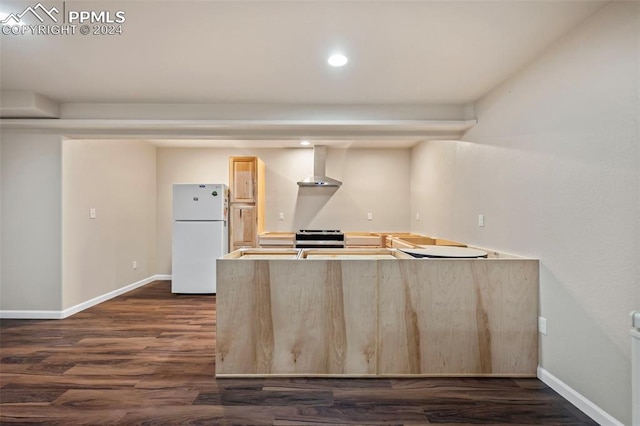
1,280 -> 596,425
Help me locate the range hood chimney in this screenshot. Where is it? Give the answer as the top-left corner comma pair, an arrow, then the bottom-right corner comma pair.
297,145 -> 342,188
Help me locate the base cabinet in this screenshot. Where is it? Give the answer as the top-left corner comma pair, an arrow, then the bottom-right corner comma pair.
258,232 -> 295,248
216,256 -> 539,377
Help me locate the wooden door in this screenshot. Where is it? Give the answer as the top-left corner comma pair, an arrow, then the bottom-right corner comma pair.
230,158 -> 256,203
230,204 -> 256,250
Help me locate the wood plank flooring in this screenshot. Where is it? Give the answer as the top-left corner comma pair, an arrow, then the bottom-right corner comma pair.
1,280 -> 596,425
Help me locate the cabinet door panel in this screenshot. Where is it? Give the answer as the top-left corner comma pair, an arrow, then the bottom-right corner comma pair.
230,158 -> 256,203
230,204 -> 256,250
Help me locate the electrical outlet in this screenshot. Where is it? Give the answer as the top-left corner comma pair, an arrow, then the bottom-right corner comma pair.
416,212 -> 420,221
538,316 -> 547,335
90,208 -> 96,219
132,261 -> 137,270
478,214 -> 485,227
278,212 -> 284,221
367,212 -> 373,221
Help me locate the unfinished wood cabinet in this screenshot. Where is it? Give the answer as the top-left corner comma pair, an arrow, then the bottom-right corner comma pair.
216,259 -> 378,375
230,157 -> 257,203
376,259 -> 538,376
216,253 -> 539,377
230,204 -> 256,250
379,233 -> 420,248
229,157 -> 265,250
390,238 -> 418,249
258,232 -> 295,248
344,233 -> 382,248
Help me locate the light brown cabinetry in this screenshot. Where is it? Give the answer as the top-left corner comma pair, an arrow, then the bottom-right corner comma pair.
230,204 -> 257,248
258,232 -> 295,248
390,238 -> 417,249
216,252 -> 539,377
230,157 -> 257,203
386,235 -> 466,249
390,236 -> 436,248
379,232 -> 419,248
344,232 -> 382,248
229,157 -> 265,251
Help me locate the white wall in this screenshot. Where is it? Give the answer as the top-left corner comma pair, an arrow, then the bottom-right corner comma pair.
0,132 -> 2,298
411,3 -> 639,424
156,147 -> 411,274
1,139 -> 411,312
1,131 -> 63,311
62,139 -> 157,310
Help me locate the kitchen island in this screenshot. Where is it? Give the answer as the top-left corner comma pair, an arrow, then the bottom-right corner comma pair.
215,247 -> 538,377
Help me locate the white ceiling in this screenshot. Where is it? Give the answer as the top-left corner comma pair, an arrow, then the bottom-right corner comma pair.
0,0 -> 607,105
0,1 -> 608,148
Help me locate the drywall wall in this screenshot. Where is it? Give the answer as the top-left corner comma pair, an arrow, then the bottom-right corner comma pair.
62,140 -> 157,310
0,134 -> 2,298
410,3 -> 639,423
156,147 -> 411,274
0,131 -> 63,311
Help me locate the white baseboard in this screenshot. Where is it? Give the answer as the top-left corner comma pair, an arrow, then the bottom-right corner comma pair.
537,366 -> 623,426
0,310 -> 65,319
0,275 -> 170,320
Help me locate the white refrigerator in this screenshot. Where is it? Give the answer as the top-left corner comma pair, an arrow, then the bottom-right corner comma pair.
172,184 -> 228,294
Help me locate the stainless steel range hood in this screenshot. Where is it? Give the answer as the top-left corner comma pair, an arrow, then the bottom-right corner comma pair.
297,145 -> 342,188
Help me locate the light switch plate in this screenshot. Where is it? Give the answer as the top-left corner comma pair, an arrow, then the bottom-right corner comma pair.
538,316 -> 547,335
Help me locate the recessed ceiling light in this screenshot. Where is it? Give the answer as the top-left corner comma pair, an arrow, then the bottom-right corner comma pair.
328,54 -> 348,67
300,140 -> 310,146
